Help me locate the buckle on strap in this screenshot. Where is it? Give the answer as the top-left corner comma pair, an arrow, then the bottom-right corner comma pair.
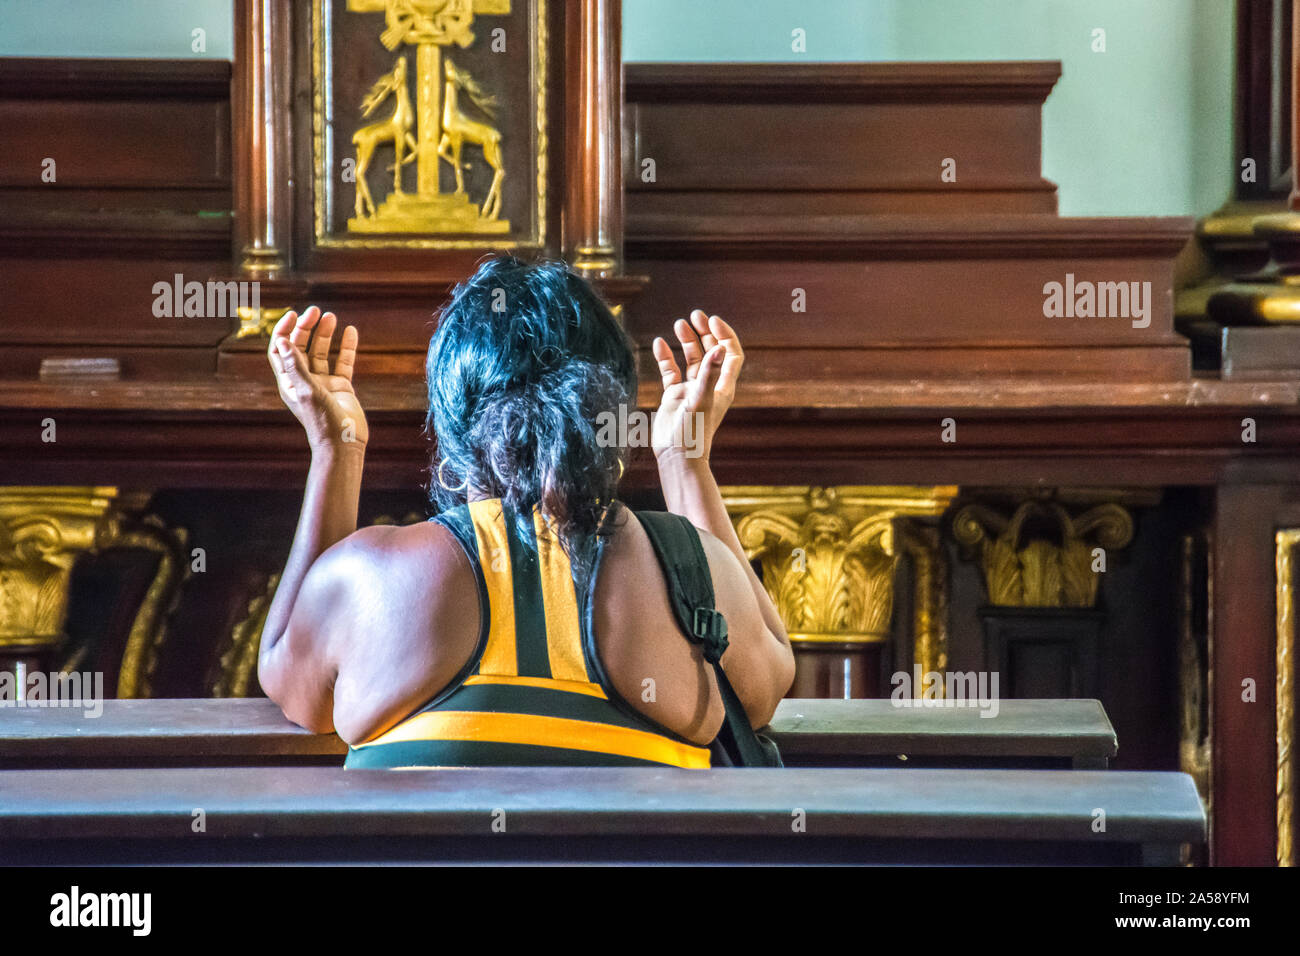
692,607 -> 729,663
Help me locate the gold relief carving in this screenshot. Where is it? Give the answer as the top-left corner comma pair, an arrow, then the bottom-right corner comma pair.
723,487 -> 956,656
213,573 -> 280,698
101,513 -> 191,699
0,488 -> 118,650
235,306 -> 290,339
952,497 -> 1134,608
317,0 -> 543,244
0,490 -> 187,699
740,507 -> 894,644
897,520 -> 950,680
1275,530 -> 1298,867
1178,533 -> 1211,805
348,52 -> 418,222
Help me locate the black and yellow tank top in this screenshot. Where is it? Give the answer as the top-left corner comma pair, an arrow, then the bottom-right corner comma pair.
345,498 -> 711,769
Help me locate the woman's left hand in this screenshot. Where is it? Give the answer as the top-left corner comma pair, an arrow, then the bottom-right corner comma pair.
267,306 -> 369,453
650,310 -> 743,465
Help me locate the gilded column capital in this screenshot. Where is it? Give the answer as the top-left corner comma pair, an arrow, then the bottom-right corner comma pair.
722,486 -> 956,651
0,487 -> 119,650
952,495 -> 1134,608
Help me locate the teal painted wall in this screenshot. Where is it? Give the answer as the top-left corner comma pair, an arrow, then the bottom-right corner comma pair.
623,0 -> 1235,218
0,0 -> 1233,217
0,0 -> 233,59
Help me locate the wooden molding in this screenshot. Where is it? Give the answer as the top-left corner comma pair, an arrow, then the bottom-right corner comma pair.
0,57 -> 230,100
624,61 -> 1062,104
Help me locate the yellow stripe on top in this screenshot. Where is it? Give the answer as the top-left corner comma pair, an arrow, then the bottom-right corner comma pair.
468,499 -> 517,676
463,674 -> 607,699
532,508 -> 590,683
353,710 -> 712,768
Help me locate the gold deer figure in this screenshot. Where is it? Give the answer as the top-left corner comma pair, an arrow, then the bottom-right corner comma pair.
436,57 -> 505,220
352,55 -> 418,220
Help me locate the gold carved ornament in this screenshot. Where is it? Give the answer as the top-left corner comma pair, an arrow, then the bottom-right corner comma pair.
951,499 -> 1133,608
1176,533 -> 1211,812
0,489 -> 188,698
0,488 -> 118,650
897,521 -> 950,677
1275,530 -> 1298,867
320,0 -> 537,242
723,487 -> 955,682
235,306 -> 293,340
736,507 -> 896,645
101,513 -> 191,699
212,573 -> 280,698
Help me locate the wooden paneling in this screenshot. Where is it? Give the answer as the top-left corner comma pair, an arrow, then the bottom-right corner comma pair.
624,62 -> 1194,386
624,62 -> 1058,216
0,58 -> 234,377
0,58 -> 231,210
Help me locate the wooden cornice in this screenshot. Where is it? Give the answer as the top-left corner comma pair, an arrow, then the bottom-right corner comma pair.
0,57 -> 231,100
624,61 -> 1062,104
1,376 -> 1299,491
0,209 -> 231,258
0,373 -> 1290,416
628,214 -> 1195,260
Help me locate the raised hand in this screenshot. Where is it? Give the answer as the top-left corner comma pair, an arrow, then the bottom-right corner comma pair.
650,309 -> 744,465
267,306 -> 368,453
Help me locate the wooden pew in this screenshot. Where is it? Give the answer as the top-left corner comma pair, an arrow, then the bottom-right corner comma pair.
0,697 -> 1118,770
0,765 -> 1204,865
769,698 -> 1117,769
0,698 -> 347,768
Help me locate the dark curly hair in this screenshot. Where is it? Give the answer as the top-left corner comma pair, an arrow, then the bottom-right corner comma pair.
426,256 -> 636,567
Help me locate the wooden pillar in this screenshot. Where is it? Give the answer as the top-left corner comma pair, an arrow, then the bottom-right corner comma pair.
233,0 -> 292,276
1212,480 -> 1287,864
565,0 -> 623,276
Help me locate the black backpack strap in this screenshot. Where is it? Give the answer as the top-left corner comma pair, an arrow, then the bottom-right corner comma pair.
636,510 -> 782,768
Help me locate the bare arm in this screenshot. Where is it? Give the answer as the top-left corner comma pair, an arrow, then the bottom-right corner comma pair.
651,312 -> 794,719
656,453 -> 788,648
257,306 -> 369,732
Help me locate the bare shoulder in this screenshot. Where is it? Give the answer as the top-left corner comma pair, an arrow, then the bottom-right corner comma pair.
311,519 -> 482,743
593,509 -> 784,742
299,519 -> 473,646
316,520 -> 465,582
592,509 -> 725,745
600,512 -> 763,644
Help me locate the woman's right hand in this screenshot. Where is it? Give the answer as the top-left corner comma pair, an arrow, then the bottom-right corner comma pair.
651,310 -> 744,465
267,306 -> 369,454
